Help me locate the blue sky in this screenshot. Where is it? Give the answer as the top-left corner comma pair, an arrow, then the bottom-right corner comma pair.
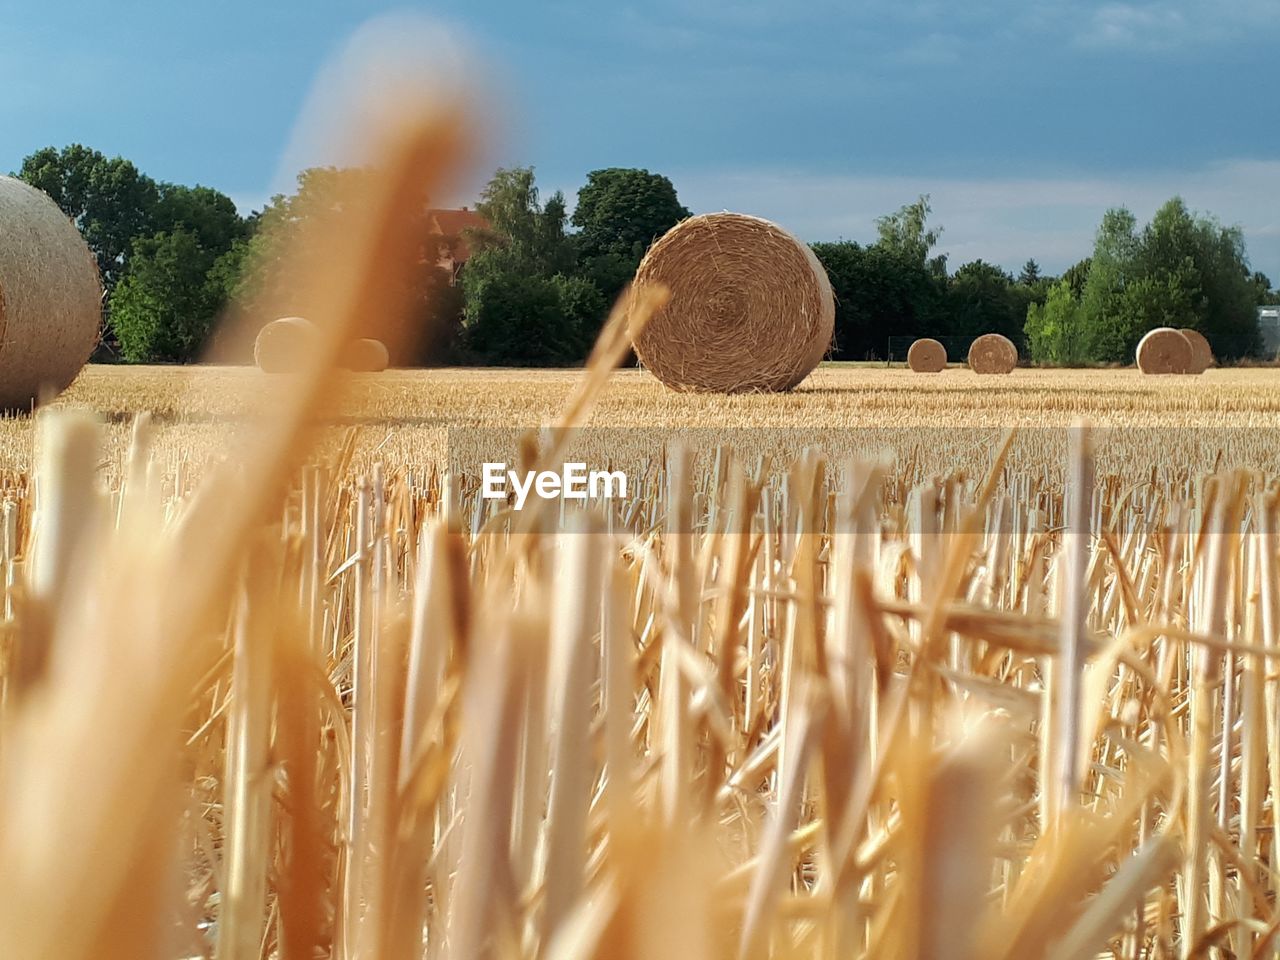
2,0 -> 1278,276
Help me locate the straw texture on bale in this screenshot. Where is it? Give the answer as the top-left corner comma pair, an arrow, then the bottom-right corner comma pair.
967,333 -> 1018,374
254,317 -> 316,374
631,212 -> 834,393
1179,328 -> 1213,374
907,337 -> 947,373
0,176 -> 102,412
343,338 -> 390,373
1136,327 -> 1192,374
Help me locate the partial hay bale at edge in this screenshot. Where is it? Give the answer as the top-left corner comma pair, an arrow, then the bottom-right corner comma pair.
967,333 -> 1018,375
1179,328 -> 1213,374
1136,327 -> 1193,374
631,212 -> 834,394
344,338 -> 390,373
0,175 -> 102,413
254,317 -> 316,374
907,338 -> 947,373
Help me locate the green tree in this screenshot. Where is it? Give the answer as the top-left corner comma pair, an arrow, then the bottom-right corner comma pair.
571,168 -> 689,307
17,144 -> 160,290
461,264 -> 581,365
109,229 -> 225,362
948,260 -> 1024,345
1077,199 -> 1260,361
875,195 -> 947,278
812,241 -> 946,360
462,167 -> 606,364
1061,258 -> 1092,299
152,184 -> 247,257
1018,259 -> 1042,285
572,168 -> 689,259
1078,208 -> 1141,362
1252,271 -> 1277,306
469,167 -> 574,275
1025,279 -> 1087,365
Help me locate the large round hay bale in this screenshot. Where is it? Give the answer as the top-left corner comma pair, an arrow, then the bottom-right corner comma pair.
344,338 -> 390,373
0,176 -> 102,412
1179,328 -> 1213,374
907,338 -> 947,373
630,213 -> 834,393
967,333 -> 1018,375
1136,327 -> 1192,374
254,317 -> 316,373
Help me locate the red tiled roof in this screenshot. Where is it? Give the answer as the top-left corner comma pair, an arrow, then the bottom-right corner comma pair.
428,208 -> 489,263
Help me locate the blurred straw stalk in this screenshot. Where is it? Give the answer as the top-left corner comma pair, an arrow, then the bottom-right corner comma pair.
8,382 -> 1280,959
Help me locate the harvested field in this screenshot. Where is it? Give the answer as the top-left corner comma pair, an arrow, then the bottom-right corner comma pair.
6,360 -> 1280,959
5,364 -> 1280,476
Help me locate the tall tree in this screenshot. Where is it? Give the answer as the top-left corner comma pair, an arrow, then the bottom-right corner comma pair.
152,183 -> 247,257
948,260 -> 1024,345
109,229 -> 225,362
1251,271 -> 1277,306
571,168 -> 689,259
875,195 -> 947,278
470,167 -> 574,275
462,167 -> 603,364
813,240 -> 946,360
1078,199 -> 1259,361
1025,279 -> 1087,365
1061,258 -> 1092,299
1078,208 -> 1141,362
1018,259 -> 1042,285
17,144 -> 160,291
571,168 -> 689,308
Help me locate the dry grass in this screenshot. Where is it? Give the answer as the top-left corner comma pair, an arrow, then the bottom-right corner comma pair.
4,364 -> 1280,478
1,360 -> 1280,958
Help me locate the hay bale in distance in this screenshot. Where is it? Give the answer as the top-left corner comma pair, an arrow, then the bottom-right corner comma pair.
344,338 -> 390,373
907,338 -> 947,373
1136,327 -> 1192,374
0,176 -> 102,412
1179,328 -> 1213,374
254,317 -> 316,373
967,333 -> 1018,375
631,212 -> 834,393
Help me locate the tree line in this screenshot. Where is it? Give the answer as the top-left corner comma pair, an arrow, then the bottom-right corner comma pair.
15,144 -> 1279,366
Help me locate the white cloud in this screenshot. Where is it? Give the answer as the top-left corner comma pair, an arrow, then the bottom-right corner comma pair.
1077,4 -> 1189,50
1074,0 -> 1280,50
668,159 -> 1280,275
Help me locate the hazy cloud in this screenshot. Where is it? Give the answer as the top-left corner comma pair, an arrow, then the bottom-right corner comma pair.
668,159 -> 1280,275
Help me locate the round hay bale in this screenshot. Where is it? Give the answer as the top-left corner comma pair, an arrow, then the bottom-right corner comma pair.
0,176 -> 102,412
630,212 -> 834,393
967,333 -> 1018,375
1179,328 -> 1213,374
344,338 -> 390,373
254,317 -> 316,373
907,337 -> 947,373
1136,327 -> 1192,374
